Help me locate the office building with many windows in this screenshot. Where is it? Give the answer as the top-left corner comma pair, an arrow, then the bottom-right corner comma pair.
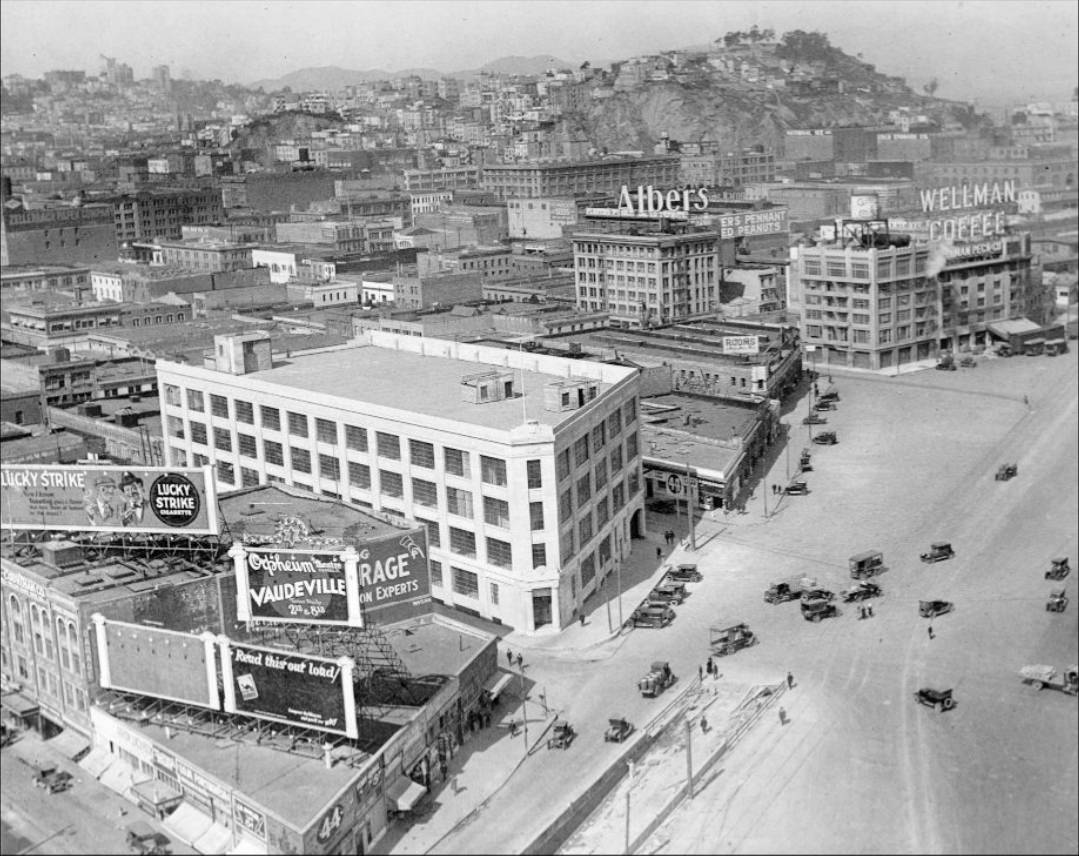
572,230 -> 721,328
156,331 -> 644,634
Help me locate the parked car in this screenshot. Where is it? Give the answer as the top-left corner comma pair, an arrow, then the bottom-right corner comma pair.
842,581 -> 882,602
799,449 -> 813,471
812,431 -> 838,445
710,623 -> 757,656
1046,590 -> 1069,612
665,563 -> 702,583
919,599 -> 954,618
764,576 -> 817,604
803,413 -> 827,425
1046,557 -> 1071,581
849,550 -> 885,580
604,716 -> 634,743
920,542 -> 955,563
648,582 -> 687,605
995,463 -> 1018,481
914,687 -> 956,711
638,661 -> 676,697
627,604 -> 675,629
801,588 -> 835,603
814,400 -> 836,412
800,599 -> 838,622
784,479 -> 809,495
547,720 -> 576,750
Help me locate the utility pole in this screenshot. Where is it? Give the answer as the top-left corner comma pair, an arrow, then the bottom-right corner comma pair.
686,462 -> 696,551
785,422 -> 791,480
685,718 -> 694,799
625,760 -> 635,854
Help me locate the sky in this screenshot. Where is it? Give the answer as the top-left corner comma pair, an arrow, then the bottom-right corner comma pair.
1,0 -> 1077,106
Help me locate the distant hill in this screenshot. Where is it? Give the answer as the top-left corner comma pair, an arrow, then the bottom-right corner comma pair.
250,55 -> 574,91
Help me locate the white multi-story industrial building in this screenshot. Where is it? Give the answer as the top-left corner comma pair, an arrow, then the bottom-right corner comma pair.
156,331 -> 645,634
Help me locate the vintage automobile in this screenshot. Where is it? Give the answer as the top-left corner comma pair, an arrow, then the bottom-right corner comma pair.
818,386 -> 840,403
914,687 -> 956,711
1046,557 -> 1071,581
800,598 -> 838,622
801,588 -> 835,603
665,563 -> 702,583
638,661 -> 676,697
935,354 -> 958,371
626,604 -> 675,629
995,463 -> 1018,481
919,599 -> 955,618
33,768 -> 72,794
648,581 -> 687,605
710,622 -> 757,656
764,576 -> 817,604
1019,664 -> 1078,695
547,720 -> 576,750
849,549 -> 885,580
803,413 -> 828,425
812,431 -> 838,445
799,449 -> 813,471
814,399 -> 836,412
959,355 -> 977,368
842,581 -> 882,603
126,822 -> 170,855
784,479 -> 809,496
1046,590 -> 1069,612
604,716 -> 635,743
920,542 -> 955,563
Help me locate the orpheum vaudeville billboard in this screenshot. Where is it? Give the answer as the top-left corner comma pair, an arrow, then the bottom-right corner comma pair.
233,527 -> 431,627
0,465 -> 219,535
221,641 -> 357,738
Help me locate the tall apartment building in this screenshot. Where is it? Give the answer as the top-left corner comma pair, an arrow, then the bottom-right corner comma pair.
106,186 -> 225,243
572,229 -> 720,328
481,155 -> 681,201
790,231 -> 937,371
1,203 -> 118,267
156,331 -> 644,633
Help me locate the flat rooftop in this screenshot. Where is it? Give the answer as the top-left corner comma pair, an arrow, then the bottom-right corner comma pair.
381,617 -> 490,679
135,718 -> 363,828
250,344 -> 611,431
219,484 -> 403,543
640,393 -> 758,477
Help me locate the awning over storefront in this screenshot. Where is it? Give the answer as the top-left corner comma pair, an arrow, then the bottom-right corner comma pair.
163,801 -> 213,846
192,821 -> 233,855
46,728 -> 90,761
79,746 -> 115,780
387,777 -> 427,812
131,776 -> 182,808
482,672 -> 514,701
228,833 -> 267,855
98,762 -> 138,800
0,690 -> 39,718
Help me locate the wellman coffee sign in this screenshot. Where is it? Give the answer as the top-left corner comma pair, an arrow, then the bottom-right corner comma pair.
232,528 -> 431,627
0,465 -> 219,535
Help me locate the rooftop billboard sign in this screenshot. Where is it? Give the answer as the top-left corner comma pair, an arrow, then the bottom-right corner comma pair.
231,527 -> 431,627
220,641 -> 358,738
1,465 -> 219,535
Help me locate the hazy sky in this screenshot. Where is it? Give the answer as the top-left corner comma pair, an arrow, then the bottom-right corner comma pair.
2,0 -> 1076,104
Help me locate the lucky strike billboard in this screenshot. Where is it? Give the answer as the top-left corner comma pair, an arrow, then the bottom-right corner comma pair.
0,465 -> 219,535
234,528 -> 431,627
223,641 -> 355,738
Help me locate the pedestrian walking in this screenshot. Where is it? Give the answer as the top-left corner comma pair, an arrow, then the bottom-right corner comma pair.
778,706 -> 787,725
787,671 -> 794,690
928,625 -> 935,640
656,546 -> 663,561
579,613 -> 586,627
506,649 -> 513,666
701,715 -> 708,733
452,774 -> 461,795
859,605 -> 866,619
509,720 -> 518,737
699,665 -> 704,681
866,602 -> 874,617
707,656 -> 714,675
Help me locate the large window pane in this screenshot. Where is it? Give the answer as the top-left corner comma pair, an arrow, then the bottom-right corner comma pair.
316,418 -> 337,444
319,455 -> 341,481
380,470 -> 403,497
345,425 -> 368,451
445,447 -> 469,477
260,405 -> 280,431
486,538 -> 512,569
288,412 -> 309,438
291,447 -> 311,473
452,567 -> 479,598
447,486 -> 473,518
449,527 -> 476,557
483,496 -> 510,527
412,478 -> 438,507
377,432 -> 400,459
480,455 -> 507,486
348,462 -> 371,488
527,459 -> 542,489
409,439 -> 435,468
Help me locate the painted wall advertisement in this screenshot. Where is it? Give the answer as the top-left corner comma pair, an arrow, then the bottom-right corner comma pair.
223,642 -> 355,737
0,465 -> 218,535
722,336 -> 761,355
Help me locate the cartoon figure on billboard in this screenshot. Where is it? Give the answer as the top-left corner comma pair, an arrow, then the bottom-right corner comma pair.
236,673 -> 259,701
83,475 -> 123,525
119,472 -> 146,527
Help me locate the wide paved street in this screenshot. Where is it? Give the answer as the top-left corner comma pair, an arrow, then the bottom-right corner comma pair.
421,348 -> 1077,855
